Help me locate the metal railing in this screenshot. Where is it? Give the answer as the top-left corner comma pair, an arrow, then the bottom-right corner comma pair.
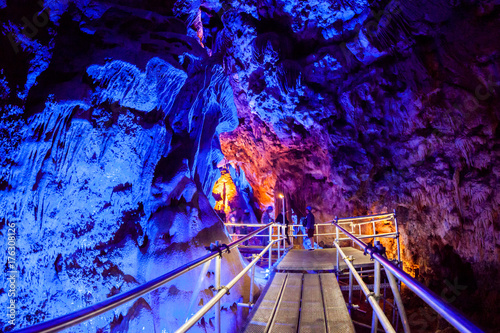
332,217 -> 484,333
328,211 -> 401,271
13,223 -> 286,333
225,222 -> 288,263
227,211 -> 400,256
18,212 -> 484,333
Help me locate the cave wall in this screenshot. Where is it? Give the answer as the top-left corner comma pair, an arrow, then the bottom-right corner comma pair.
0,2 -> 251,332
214,0 -> 499,329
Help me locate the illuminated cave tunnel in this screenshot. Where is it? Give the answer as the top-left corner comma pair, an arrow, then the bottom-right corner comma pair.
0,0 -> 499,332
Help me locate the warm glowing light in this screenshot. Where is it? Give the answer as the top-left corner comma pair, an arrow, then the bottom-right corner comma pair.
278,194 -> 284,199
212,169 -> 237,215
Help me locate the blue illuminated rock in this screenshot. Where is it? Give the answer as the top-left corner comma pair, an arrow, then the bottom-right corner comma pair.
0,0 -> 499,331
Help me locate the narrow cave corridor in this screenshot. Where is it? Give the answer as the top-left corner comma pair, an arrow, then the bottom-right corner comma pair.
0,0 -> 499,332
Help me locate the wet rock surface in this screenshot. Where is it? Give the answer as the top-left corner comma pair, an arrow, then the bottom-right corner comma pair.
0,0 -> 499,331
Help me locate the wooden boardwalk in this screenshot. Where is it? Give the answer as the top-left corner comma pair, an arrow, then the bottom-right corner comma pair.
244,273 -> 355,333
277,247 -> 374,271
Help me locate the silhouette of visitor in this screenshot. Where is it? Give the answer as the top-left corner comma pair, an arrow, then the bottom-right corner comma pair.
260,206 -> 273,246
305,206 -> 316,250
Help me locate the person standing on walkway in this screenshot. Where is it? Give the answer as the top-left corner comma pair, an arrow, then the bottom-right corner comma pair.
260,206 -> 273,246
305,206 -> 316,250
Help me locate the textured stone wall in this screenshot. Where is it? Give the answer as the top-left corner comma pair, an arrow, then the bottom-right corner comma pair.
0,0 -> 499,331
215,0 -> 500,329
0,2 -> 248,332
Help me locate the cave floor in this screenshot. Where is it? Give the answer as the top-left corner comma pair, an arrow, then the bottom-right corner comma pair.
277,248 -> 374,271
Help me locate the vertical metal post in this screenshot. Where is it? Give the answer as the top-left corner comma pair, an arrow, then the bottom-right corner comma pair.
278,224 -> 281,259
393,208 -> 403,324
372,220 -> 376,244
386,270 -> 411,333
215,255 -> 221,333
283,225 -> 286,249
335,216 -> 339,273
394,209 -> 401,264
351,223 -> 354,247
358,224 -> 362,250
348,255 -> 353,314
282,197 -> 285,249
268,225 -> 272,271
280,225 -> 284,251
371,260 -> 381,333
249,259 -> 256,305
315,224 -> 319,248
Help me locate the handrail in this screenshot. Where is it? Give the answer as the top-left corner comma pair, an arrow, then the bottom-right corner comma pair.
332,221 -> 484,333
13,223 -> 273,333
225,222 -> 279,227
336,212 -> 394,221
176,236 -> 285,332
334,242 -> 395,332
321,217 -> 392,225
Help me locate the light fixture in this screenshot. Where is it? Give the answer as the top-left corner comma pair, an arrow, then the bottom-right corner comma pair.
278,193 -> 284,199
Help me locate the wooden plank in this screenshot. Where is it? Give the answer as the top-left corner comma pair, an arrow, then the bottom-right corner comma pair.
244,273 -> 287,333
320,274 -> 355,333
269,273 -> 303,333
244,272 -> 357,333
299,274 -> 326,333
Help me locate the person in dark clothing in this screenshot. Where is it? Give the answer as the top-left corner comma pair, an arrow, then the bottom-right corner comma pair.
305,206 -> 316,250
276,212 -> 291,246
260,206 -> 273,246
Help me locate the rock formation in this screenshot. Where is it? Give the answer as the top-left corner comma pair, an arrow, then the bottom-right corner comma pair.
0,0 -> 499,331
1,2 -> 249,332
217,0 -> 500,329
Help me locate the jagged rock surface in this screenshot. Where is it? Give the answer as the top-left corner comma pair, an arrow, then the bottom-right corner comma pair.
0,0 -> 499,332
0,3 -> 247,332
216,0 -> 500,329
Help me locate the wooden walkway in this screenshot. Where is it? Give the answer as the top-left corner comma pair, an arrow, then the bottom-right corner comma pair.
277,247 -> 374,271
244,273 -> 355,333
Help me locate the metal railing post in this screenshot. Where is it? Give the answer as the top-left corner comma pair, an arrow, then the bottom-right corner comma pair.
13,223 -> 273,333
177,239 -> 279,333
268,225 -> 272,271
282,197 -> 285,250
386,270 -> 411,333
394,209 -> 401,264
372,219 -> 376,243
335,216 -> 339,273
371,260 -> 381,333
331,221 -> 483,333
358,224 -> 361,250
278,224 -> 281,259
348,255 -> 354,314
335,242 -> 395,333
315,224 -> 319,248
249,257 -> 256,305
215,255 -> 221,333
283,225 -> 286,249
350,223 -> 354,247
